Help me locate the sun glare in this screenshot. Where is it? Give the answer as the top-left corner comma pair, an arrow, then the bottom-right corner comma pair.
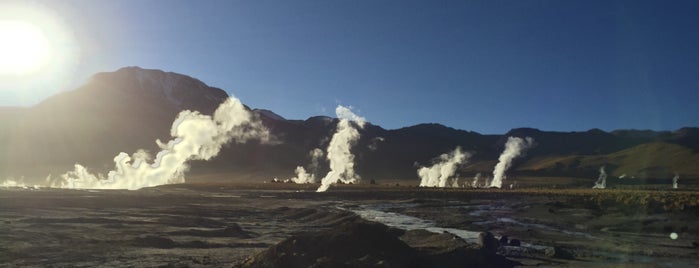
0,2 -> 79,105
0,20 -> 52,75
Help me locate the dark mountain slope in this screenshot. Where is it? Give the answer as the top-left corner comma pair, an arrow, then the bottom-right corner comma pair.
1,67 -> 697,184
0,67 -> 227,179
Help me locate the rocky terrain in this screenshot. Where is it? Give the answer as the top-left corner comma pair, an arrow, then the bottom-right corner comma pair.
1,183 -> 698,267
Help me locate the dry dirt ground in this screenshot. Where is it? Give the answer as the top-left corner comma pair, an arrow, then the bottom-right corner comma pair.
1,182 -> 698,267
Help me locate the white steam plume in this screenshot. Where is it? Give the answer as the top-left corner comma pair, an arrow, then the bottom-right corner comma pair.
672,173 -> 679,189
451,176 -> 460,188
418,147 -> 470,187
471,172 -> 481,188
592,166 -> 607,189
290,166 -> 313,184
490,137 -> 534,188
317,106 -> 365,192
290,148 -> 324,184
308,148 -> 324,176
49,97 -> 270,190
0,177 -> 40,189
368,137 -> 385,151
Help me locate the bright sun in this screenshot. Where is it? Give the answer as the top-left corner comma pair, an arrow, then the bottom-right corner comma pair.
0,20 -> 52,75
1,2 -> 79,106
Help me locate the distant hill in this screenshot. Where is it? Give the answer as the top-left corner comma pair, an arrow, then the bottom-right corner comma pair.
519,142 -> 699,178
0,67 -> 697,185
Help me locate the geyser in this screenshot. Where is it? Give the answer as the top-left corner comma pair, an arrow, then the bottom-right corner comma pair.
290,148 -> 324,184
317,106 -> 365,192
49,97 -> 270,190
451,177 -> 461,188
471,173 -> 481,188
672,173 -> 679,189
592,166 -> 607,189
490,137 -> 534,188
418,147 -> 470,188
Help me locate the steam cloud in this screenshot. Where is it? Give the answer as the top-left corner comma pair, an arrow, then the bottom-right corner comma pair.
471,173 -> 481,188
672,173 -> 679,189
418,147 -> 470,188
592,166 -> 607,189
290,166 -> 313,184
451,176 -> 461,188
290,148 -> 324,184
308,148 -> 324,176
317,106 -> 365,192
48,97 -> 270,190
1,178 -> 34,189
490,137 -> 535,188
368,137 -> 385,151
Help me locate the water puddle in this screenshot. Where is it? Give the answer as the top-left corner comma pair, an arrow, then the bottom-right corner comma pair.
348,203 -> 562,257
351,206 -> 482,243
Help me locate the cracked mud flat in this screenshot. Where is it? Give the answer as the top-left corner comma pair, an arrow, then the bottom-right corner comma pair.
1,183 -> 698,267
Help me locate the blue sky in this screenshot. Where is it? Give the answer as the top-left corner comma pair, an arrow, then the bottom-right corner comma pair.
2,0 -> 698,134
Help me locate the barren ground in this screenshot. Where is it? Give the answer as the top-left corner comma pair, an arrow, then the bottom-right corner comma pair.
1,182 -> 698,267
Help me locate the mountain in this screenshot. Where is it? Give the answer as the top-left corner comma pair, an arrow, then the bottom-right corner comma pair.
0,67 -> 228,179
1,67 -> 697,185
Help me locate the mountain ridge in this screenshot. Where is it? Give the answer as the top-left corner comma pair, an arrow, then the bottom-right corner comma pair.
1,67 -> 697,185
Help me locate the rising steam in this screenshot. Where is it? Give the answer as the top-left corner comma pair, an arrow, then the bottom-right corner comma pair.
592,166 -> 607,189
1,177 -> 36,189
317,106 -> 365,192
290,166 -> 313,184
451,176 -> 461,188
308,148 -> 324,176
672,173 -> 679,189
290,148 -> 324,184
471,172 -> 481,188
48,97 -> 270,190
490,137 -> 534,188
418,147 -> 470,188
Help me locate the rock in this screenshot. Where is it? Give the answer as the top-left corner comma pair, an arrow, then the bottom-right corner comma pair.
478,232 -> 499,255
499,235 -> 509,245
509,239 -> 521,246
237,220 -> 419,268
